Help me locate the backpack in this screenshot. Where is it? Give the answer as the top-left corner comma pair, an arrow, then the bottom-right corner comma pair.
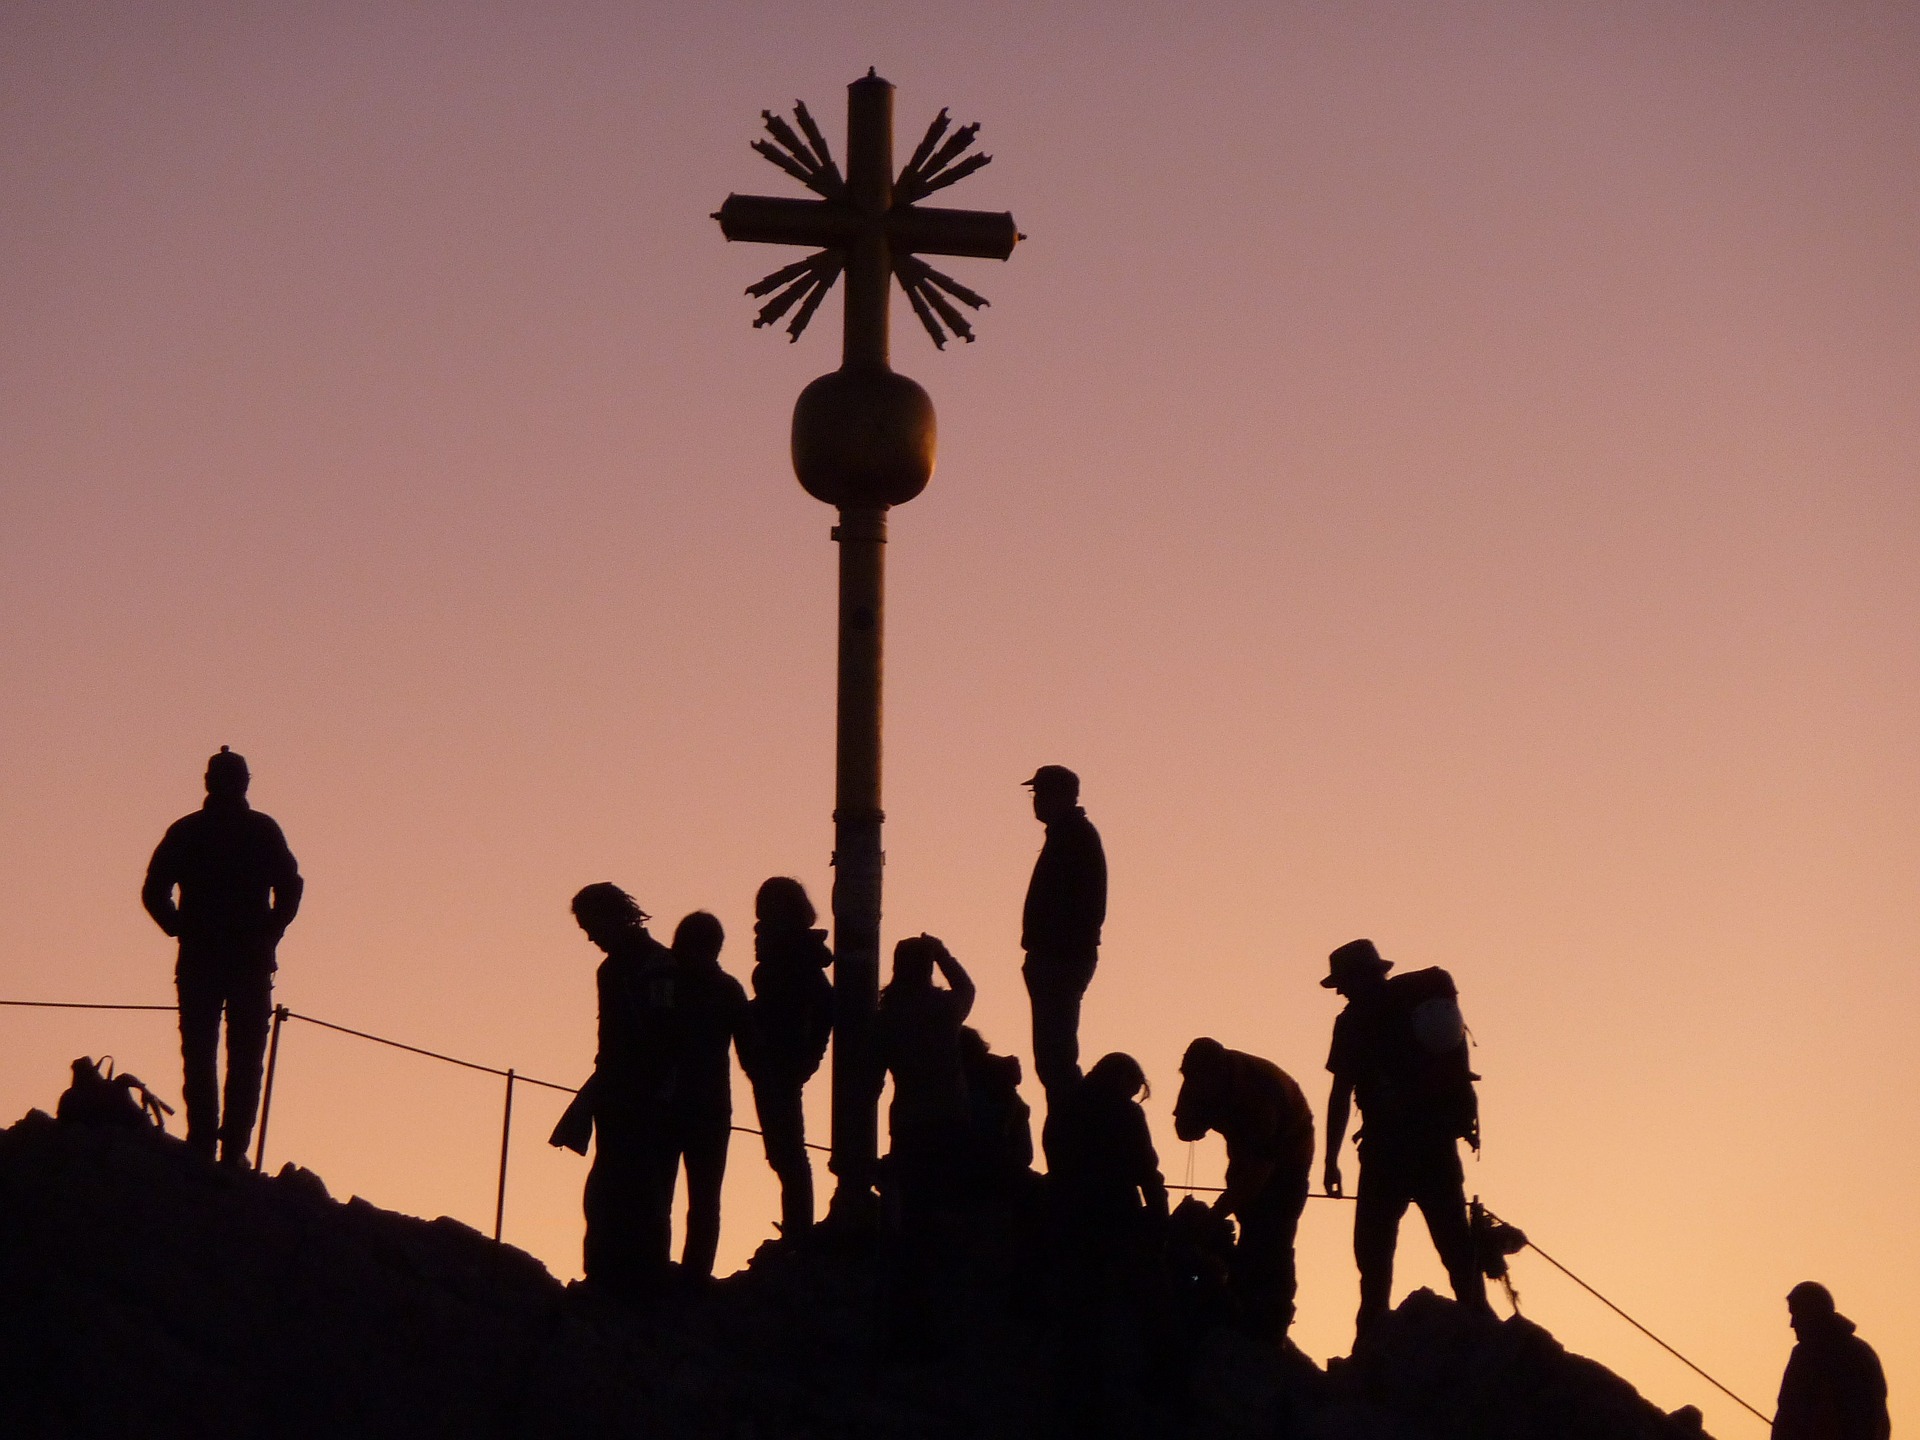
55,1056 -> 173,1131
1384,969 -> 1480,1150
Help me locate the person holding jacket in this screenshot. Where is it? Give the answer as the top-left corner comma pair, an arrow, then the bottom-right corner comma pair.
743,877 -> 834,1237
1020,765 -> 1107,1102
558,883 -> 677,1294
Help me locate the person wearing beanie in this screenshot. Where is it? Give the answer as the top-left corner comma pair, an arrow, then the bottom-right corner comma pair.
142,748 -> 303,1166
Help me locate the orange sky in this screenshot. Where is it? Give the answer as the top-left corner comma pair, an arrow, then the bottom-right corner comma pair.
3,5 -> 1915,1433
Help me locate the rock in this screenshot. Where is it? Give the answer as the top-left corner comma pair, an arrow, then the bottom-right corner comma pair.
0,1114 -> 1714,1439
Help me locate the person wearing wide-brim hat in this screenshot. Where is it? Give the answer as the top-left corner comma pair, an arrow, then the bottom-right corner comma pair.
1321,937 -> 1491,1342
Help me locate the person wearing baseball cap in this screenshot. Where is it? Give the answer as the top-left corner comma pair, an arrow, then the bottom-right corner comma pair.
141,748 -> 304,1168
1019,765 -> 1106,1105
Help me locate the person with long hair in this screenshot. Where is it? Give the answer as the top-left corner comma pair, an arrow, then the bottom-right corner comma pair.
743,877 -> 833,1235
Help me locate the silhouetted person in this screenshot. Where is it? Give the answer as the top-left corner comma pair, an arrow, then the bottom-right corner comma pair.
1043,1052 -> 1167,1440
1043,1052 -> 1168,1242
667,910 -> 749,1278
1772,1282 -> 1890,1440
742,877 -> 833,1236
960,1025 -> 1034,1201
561,883 -> 677,1294
1021,765 -> 1106,1101
1173,1038 -> 1314,1341
1321,938 -> 1490,1341
141,747 -> 302,1166
877,934 -> 975,1227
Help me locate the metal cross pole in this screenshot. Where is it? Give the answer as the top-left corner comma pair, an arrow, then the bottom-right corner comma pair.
715,70 -> 1020,1223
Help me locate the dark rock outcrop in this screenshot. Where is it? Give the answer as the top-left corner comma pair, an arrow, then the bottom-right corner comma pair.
0,1113 -> 1711,1439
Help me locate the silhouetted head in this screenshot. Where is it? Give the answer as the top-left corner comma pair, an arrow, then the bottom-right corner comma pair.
204,746 -> 250,802
672,911 -> 725,969
1174,1037 -> 1228,1141
960,1026 -> 1023,1090
1086,1051 -> 1149,1103
571,883 -> 649,952
1024,764 -> 1080,823
1786,1281 -> 1838,1338
1323,938 -> 1393,997
755,876 -> 816,930
886,934 -> 943,994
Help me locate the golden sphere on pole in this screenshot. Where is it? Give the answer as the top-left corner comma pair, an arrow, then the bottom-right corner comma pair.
790,365 -> 937,509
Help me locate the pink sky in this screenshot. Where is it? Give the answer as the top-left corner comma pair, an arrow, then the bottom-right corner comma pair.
3,5 -> 1915,1432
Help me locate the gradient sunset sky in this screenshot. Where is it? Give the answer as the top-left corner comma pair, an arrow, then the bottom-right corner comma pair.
3,4 -> 1915,1433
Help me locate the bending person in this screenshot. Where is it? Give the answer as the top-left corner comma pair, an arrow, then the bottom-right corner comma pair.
1173,1037 -> 1314,1342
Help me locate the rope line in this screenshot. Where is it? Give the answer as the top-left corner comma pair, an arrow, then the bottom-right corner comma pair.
282,1010 -> 570,1091
1510,1226 -> 1773,1427
0,996 -> 830,1153
1165,1182 -> 1355,1200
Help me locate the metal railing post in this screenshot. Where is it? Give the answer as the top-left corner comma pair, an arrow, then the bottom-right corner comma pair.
493,1068 -> 515,1242
253,1003 -> 289,1172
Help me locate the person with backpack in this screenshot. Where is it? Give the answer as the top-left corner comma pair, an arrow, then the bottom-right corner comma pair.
1320,938 -> 1491,1341
742,877 -> 833,1236
141,747 -> 303,1167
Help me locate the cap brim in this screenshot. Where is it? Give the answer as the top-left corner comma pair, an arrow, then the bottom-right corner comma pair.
1320,975 -> 1340,988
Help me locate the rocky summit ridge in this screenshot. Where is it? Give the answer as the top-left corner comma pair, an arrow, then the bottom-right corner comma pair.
0,1113 -> 1712,1439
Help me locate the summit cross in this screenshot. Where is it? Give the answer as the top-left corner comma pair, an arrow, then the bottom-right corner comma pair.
715,71 -> 1021,1226
715,68 -> 1021,358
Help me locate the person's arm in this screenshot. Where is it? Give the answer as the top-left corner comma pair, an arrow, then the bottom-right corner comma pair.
1215,1107 -> 1277,1217
267,825 -> 304,937
932,941 -> 975,1020
1133,1110 -> 1170,1223
141,831 -> 182,937
1074,825 -> 1107,946
1324,1076 -> 1353,1197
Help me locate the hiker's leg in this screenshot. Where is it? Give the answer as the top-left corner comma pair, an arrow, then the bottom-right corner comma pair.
753,1078 -> 813,1234
680,1124 -> 730,1277
1412,1161 -> 1489,1315
218,965 -> 274,1165
1353,1157 -> 1410,1340
174,951 -> 222,1159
